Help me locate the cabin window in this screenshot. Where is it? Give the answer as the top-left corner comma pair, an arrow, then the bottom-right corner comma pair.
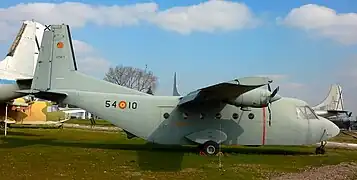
183,112 -> 188,119
215,113 -> 221,119
248,113 -> 254,119
232,113 -> 239,119
163,113 -> 170,119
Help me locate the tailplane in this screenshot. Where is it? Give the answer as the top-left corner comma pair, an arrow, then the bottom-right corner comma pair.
313,84 -> 344,111
30,24 -> 149,102
0,20 -> 45,78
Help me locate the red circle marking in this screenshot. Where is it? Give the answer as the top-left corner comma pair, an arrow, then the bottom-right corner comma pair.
118,101 -> 127,109
57,42 -> 64,48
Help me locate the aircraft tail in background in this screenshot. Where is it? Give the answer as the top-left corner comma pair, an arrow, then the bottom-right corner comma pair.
172,72 -> 181,96
0,20 -> 45,79
313,84 -> 352,118
313,84 -> 344,111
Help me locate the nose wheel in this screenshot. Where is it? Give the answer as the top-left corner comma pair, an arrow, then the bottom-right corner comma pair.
315,141 -> 327,155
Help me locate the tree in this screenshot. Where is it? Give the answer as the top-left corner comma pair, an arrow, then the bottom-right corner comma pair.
103,64 -> 158,94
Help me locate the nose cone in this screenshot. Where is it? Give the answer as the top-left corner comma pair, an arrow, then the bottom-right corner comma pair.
324,118 -> 340,138
271,94 -> 282,102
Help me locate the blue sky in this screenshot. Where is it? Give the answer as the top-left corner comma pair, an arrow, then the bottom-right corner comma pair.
0,0 -> 356,111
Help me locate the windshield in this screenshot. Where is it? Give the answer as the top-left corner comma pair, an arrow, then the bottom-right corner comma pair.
296,105 -> 319,120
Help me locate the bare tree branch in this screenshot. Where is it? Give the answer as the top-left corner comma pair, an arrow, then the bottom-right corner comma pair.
103,65 -> 158,94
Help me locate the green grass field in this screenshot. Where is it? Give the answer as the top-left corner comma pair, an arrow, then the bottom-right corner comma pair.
1,128 -> 357,180
65,118 -> 115,127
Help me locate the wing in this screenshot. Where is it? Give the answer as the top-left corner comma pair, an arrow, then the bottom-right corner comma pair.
177,76 -> 272,107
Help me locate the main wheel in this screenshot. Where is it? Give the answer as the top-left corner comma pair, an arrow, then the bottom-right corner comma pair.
315,147 -> 326,155
202,141 -> 219,156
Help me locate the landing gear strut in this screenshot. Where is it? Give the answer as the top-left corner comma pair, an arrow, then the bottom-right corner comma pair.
198,141 -> 220,156
315,141 -> 327,155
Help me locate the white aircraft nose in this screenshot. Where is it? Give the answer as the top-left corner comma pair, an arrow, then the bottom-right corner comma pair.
324,118 -> 340,138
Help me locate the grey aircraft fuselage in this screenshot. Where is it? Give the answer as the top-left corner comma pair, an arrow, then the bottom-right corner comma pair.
57,90 -> 339,146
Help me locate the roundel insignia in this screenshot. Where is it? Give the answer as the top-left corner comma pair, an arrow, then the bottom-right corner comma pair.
118,101 -> 127,109
57,42 -> 64,48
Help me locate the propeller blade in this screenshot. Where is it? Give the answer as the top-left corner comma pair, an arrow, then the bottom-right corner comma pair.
267,84 -> 271,92
348,112 -> 352,117
270,86 -> 279,98
268,103 -> 272,126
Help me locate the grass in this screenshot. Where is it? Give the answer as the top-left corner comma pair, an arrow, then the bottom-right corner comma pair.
0,129 -> 357,180
65,118 -> 115,127
329,131 -> 357,144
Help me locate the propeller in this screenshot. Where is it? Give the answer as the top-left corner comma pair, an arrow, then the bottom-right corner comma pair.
347,112 -> 352,117
266,84 -> 280,126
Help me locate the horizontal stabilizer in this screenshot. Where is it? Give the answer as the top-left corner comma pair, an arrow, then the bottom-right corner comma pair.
17,89 -> 67,102
178,76 -> 272,107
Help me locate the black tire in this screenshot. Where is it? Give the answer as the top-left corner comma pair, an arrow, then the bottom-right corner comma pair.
202,141 -> 219,156
315,147 -> 326,155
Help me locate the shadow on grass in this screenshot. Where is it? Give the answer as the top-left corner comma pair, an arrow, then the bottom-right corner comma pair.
0,130 -> 43,137
0,137 -> 314,172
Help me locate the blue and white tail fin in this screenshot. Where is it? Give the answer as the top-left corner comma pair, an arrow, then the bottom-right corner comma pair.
313,84 -> 344,111
172,72 -> 181,96
0,20 -> 45,80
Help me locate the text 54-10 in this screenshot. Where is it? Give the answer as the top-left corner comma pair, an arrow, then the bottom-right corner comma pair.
104,100 -> 138,109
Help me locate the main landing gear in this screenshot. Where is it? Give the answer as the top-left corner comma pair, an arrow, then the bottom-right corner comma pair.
198,141 -> 220,156
315,141 -> 327,155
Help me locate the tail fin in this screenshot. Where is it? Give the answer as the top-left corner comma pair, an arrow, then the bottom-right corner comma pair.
0,20 -> 45,78
31,24 -> 148,99
172,72 -> 181,96
313,84 -> 344,111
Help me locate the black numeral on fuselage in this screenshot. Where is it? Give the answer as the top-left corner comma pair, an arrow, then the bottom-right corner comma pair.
105,100 -> 137,110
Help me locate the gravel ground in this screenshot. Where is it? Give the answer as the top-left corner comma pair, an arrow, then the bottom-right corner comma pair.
271,162 -> 357,180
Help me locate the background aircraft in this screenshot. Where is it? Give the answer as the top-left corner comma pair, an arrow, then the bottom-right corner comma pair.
26,24 -> 340,156
0,20 -> 45,103
312,84 -> 352,119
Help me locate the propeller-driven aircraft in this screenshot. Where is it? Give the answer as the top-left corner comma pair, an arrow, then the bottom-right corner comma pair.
22,24 -> 340,156
312,84 -> 352,119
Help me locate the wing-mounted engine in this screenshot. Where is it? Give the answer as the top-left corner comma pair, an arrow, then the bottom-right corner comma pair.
228,84 -> 281,109
176,76 -> 282,126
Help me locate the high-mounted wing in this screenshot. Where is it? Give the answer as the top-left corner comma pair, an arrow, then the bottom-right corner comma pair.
177,76 -> 272,107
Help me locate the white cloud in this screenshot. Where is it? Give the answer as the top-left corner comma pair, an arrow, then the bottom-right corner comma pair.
150,0 -> 259,34
0,0 -> 258,38
278,4 -> 357,45
72,40 -> 111,77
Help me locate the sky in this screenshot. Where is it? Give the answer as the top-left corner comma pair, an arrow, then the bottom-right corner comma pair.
0,0 -> 357,113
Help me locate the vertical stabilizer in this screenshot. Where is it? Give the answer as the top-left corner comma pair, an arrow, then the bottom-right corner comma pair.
0,20 -> 45,78
313,84 -> 344,111
172,72 -> 181,96
31,24 -> 148,97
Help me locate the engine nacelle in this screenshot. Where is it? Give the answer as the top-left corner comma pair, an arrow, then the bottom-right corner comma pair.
228,88 -> 281,108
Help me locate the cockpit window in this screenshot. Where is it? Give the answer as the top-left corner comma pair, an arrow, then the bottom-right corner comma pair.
296,106 -> 319,120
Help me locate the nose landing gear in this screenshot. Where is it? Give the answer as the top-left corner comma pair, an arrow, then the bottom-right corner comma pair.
315,141 -> 327,154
